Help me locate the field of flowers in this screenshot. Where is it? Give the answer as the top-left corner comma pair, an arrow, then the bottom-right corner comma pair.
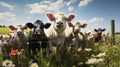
0,28 -> 120,67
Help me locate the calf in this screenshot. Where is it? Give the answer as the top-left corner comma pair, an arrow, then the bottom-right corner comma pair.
8,25 -> 28,55
44,12 -> 75,52
64,21 -> 87,48
94,28 -> 106,42
26,20 -> 51,57
0,35 -> 12,60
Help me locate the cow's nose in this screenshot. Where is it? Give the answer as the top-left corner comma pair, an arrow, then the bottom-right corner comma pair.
17,31 -> 22,35
57,22 -> 63,25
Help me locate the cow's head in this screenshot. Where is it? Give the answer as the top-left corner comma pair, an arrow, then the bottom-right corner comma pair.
46,12 -> 75,31
94,28 -> 106,35
8,25 -> 27,36
26,20 -> 51,35
0,35 -> 11,46
73,21 -> 87,33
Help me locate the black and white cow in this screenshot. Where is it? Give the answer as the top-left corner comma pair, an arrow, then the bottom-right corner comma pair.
26,20 -> 51,57
94,28 -> 106,42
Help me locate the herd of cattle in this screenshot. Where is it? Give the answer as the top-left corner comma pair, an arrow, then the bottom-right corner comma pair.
0,12 -> 110,60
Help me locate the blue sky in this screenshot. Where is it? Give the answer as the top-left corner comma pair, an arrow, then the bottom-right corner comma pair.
0,0 -> 120,33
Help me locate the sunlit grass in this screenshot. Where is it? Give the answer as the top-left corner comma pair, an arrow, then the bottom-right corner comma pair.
0,27 -> 120,67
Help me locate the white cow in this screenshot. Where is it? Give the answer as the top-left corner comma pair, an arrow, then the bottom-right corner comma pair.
44,12 -> 75,52
78,31 -> 95,49
0,35 -> 12,60
64,21 -> 87,46
8,25 -> 28,53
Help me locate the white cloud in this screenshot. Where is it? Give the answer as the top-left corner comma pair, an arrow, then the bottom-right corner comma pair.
78,0 -> 92,7
75,20 -> 88,24
68,6 -> 74,11
89,17 -> 104,23
66,0 -> 77,6
0,12 -> 16,21
26,16 -> 32,19
0,2 -> 15,10
27,0 -> 66,14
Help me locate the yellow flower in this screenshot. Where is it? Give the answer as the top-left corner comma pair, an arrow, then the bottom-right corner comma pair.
85,48 -> 92,52
2,60 -> 13,67
72,65 -> 76,67
77,47 -> 81,52
30,63 -> 38,67
96,53 -> 106,57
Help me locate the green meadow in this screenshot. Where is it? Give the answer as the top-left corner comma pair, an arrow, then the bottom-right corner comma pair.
0,27 -> 120,67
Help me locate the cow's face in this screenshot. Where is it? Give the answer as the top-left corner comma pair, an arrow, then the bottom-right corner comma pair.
0,35 -> 10,46
8,25 -> 27,36
94,28 -> 106,35
26,20 -> 51,35
73,22 -> 87,33
46,12 -> 75,31
79,32 -> 90,41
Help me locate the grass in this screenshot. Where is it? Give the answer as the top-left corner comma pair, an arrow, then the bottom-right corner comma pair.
0,27 -> 120,67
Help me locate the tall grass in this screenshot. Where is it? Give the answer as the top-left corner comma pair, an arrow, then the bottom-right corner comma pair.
0,27 -> 120,67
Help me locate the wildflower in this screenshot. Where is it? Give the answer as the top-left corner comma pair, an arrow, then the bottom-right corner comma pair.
85,48 -> 92,52
72,65 -> 76,67
30,63 -> 39,67
96,52 -> 106,57
77,47 -> 81,52
8,63 -> 15,67
97,58 -> 104,62
86,58 -> 104,64
78,62 -> 83,65
9,49 -> 18,56
2,60 -> 13,67
91,54 -> 96,58
86,58 -> 98,64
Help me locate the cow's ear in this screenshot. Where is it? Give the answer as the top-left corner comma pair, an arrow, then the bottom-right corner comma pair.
46,13 -> 55,21
44,23 -> 51,29
87,32 -> 91,35
8,25 -> 16,30
102,28 -> 106,31
67,14 -> 75,21
94,29 -> 98,32
23,25 -> 28,29
81,23 -> 87,28
26,23 -> 34,29
80,32 -> 83,35
0,35 -> 3,40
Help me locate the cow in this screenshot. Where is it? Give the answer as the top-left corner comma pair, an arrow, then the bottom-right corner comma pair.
26,20 -> 51,58
94,28 -> 106,42
0,35 -> 12,60
64,21 -> 87,51
44,12 -> 75,52
8,24 -> 28,55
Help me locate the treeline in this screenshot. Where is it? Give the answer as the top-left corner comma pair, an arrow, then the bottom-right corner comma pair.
0,25 -> 7,28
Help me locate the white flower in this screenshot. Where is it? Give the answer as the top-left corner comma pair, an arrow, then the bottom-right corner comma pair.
86,58 -> 104,64
97,58 -> 104,62
30,63 -> 39,67
86,58 -> 98,64
96,53 -> 106,57
8,63 -> 15,67
85,48 -> 92,52
2,60 -> 13,67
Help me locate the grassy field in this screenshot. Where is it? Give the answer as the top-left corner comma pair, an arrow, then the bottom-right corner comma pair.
0,27 -> 120,67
